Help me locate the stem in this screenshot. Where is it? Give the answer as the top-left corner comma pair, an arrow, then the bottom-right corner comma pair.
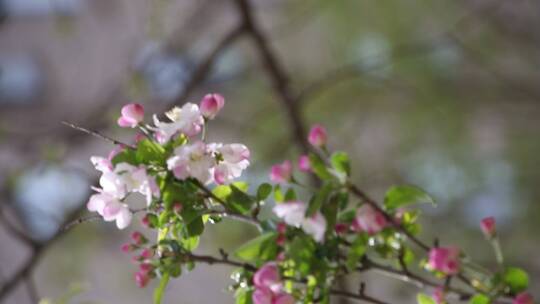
61,121 -> 135,149
491,238 -> 504,267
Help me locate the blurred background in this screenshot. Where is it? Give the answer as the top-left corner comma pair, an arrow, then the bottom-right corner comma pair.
0,0 -> 539,303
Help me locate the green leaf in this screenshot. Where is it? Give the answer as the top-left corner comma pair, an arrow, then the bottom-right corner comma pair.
346,233 -> 368,270
234,233 -> 278,263
306,183 -> 333,217
274,185 -> 284,203
284,188 -> 297,201
136,139 -> 166,164
417,293 -> 436,304
384,185 -> 435,210
257,183 -> 272,201
470,294 -> 490,304
228,185 -> 255,214
330,152 -> 351,176
180,236 -> 200,251
288,235 -> 316,276
308,153 -> 333,180
111,149 -> 138,166
503,267 -> 529,293
235,287 -> 253,304
153,273 -> 170,304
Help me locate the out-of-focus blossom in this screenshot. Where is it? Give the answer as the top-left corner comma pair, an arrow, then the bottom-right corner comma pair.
334,223 -> 349,234
428,247 -> 460,275
270,160 -> 292,183
308,124 -> 327,147
273,201 -> 327,242
135,271 -> 150,288
118,103 -> 144,128
252,263 -> 295,304
433,287 -> 445,304
200,93 -> 225,119
351,204 -> 387,235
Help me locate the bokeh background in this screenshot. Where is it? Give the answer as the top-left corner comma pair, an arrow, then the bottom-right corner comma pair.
0,0 -> 539,303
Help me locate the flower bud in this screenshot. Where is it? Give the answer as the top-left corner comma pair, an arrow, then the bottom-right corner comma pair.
118,103 -> 144,128
131,231 -> 146,245
139,263 -> 154,273
200,93 -> 225,119
513,292 -> 534,304
121,243 -> 134,253
298,155 -> 311,172
308,124 -> 327,147
140,248 -> 154,259
135,271 -> 150,288
480,216 -> 496,238
428,247 -> 460,275
173,202 -> 183,213
276,234 -> 286,246
277,222 -> 287,234
270,160 -> 293,184
334,223 -> 348,235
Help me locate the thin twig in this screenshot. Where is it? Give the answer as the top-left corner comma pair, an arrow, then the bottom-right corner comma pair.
61,121 -> 135,149
62,207 -> 150,232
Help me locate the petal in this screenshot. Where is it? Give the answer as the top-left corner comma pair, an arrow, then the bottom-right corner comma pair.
115,206 -> 133,229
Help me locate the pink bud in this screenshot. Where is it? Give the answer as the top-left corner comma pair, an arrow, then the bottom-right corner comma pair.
140,248 -> 154,259
118,103 -> 144,128
277,222 -> 287,234
334,223 -> 348,235
121,243 -> 134,253
139,263 -> 154,273
276,252 -> 286,261
200,93 -> 225,119
270,160 -> 293,184
432,287 -> 445,304
141,215 -> 151,227
173,202 -> 183,213
428,247 -> 460,275
308,124 -> 327,147
298,155 -> 311,172
513,292 -> 534,304
253,263 -> 280,289
276,235 -> 286,246
135,271 -> 150,288
131,231 -> 146,245
480,216 -> 496,238
252,287 -> 273,304
351,205 -> 387,235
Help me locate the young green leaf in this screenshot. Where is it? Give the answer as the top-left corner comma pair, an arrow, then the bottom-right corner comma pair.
234,233 -> 278,263
111,149 -> 138,166
417,293 -> 436,304
306,182 -> 333,217
346,233 -> 368,270
384,185 -> 435,210
136,139 -> 166,164
503,267 -> 529,293
330,151 -> 351,176
470,294 -> 490,304
308,153 -> 333,180
257,183 -> 272,201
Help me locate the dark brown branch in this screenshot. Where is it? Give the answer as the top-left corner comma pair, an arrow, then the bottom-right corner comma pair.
186,252 -> 257,272
234,0 -> 310,153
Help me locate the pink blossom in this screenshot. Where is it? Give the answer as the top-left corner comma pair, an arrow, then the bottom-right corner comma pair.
167,141 -> 214,184
480,216 -> 496,238
151,103 -> 204,143
428,247 -> 460,275
87,192 -> 132,229
253,263 -> 281,292
298,155 -> 311,172
308,124 -> 327,147
513,292 -> 534,304
200,93 -> 225,119
273,201 -> 327,242
432,287 -> 445,304
135,271 -> 150,288
211,143 -> 250,184
118,103 -> 144,128
270,160 -> 293,183
351,205 -> 387,235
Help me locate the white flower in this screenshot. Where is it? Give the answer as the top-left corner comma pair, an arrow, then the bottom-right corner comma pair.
167,141 -> 214,184
87,192 -> 132,229
151,103 -> 204,143
273,201 -> 327,242
210,143 -> 250,184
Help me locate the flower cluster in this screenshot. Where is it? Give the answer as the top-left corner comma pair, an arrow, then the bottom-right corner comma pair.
79,95 -> 533,304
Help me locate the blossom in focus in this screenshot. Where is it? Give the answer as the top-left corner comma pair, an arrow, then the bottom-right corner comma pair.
167,141 -> 214,184
428,247 -> 460,275
273,201 -> 327,242
513,292 -> 534,304
200,93 -> 225,119
211,143 -> 250,184
151,103 -> 204,143
87,192 -> 132,229
298,155 -> 311,172
252,263 -> 295,304
270,160 -> 293,183
118,103 -> 144,128
308,124 -> 327,147
480,216 -> 496,238
351,204 -> 387,235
